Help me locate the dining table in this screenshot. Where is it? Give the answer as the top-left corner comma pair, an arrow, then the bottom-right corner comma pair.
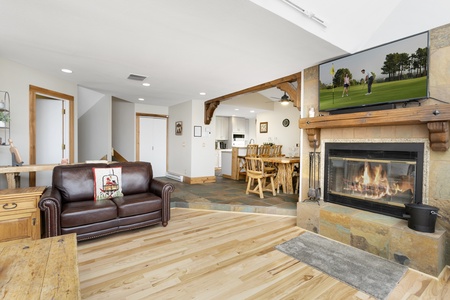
261,156 -> 300,194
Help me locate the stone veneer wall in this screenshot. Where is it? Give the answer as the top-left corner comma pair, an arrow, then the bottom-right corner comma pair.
298,201 -> 445,276
298,23 -> 450,269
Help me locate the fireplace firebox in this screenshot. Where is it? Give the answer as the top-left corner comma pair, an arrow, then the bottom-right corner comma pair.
324,143 -> 424,218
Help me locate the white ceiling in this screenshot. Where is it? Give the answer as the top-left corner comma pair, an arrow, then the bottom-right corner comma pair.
1,0 -> 449,115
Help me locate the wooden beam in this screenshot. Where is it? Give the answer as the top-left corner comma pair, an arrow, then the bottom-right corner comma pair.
204,72 -> 301,124
298,104 -> 450,151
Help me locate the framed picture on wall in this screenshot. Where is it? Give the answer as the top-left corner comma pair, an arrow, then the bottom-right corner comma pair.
260,122 -> 268,133
175,121 -> 182,135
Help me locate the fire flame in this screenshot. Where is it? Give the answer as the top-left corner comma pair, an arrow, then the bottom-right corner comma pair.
349,162 -> 414,199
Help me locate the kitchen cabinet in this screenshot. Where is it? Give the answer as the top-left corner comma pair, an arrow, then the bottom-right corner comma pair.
0,186 -> 45,242
215,116 -> 229,140
231,117 -> 246,133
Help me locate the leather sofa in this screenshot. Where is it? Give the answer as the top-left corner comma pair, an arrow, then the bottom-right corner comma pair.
38,161 -> 174,241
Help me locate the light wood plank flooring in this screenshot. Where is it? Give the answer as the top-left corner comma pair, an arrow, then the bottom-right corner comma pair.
77,208 -> 450,299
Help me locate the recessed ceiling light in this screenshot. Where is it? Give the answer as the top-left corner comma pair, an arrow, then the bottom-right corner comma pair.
61,68 -> 72,73
234,108 -> 239,111
138,98 -> 144,101
142,83 -> 150,87
199,92 -> 206,96
250,110 -> 255,113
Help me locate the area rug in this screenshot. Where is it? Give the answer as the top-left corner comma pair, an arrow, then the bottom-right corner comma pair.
276,231 -> 407,300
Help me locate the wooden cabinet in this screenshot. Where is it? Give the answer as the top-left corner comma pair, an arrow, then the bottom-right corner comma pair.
215,116 -> 229,140
0,186 -> 45,242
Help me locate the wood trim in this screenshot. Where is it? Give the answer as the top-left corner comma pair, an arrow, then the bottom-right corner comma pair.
299,104 -> 450,151
204,72 -> 301,124
183,175 -> 216,184
29,85 -> 74,186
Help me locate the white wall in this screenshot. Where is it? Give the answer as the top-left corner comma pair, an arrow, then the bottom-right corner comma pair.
168,101 -> 192,176
78,88 -> 111,162
135,103 -> 169,116
0,57 -> 77,188
112,97 -> 135,161
256,103 -> 301,156
191,100 -> 215,177
168,100 -> 215,178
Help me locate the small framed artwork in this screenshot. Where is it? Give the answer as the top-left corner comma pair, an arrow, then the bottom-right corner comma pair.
194,126 -> 202,137
175,121 -> 182,135
260,122 -> 268,133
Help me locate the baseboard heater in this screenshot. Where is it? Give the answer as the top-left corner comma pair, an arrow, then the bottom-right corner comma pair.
165,172 -> 184,182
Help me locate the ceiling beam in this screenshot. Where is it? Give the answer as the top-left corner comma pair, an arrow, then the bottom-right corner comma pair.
204,72 -> 301,124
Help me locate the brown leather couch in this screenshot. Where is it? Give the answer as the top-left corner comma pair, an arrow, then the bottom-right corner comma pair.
38,161 -> 174,241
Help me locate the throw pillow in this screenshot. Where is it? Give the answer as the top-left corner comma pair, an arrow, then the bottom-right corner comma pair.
93,167 -> 124,200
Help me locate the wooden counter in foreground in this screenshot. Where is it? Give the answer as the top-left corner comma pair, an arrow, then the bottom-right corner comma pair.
0,233 -> 80,299
0,164 -> 58,189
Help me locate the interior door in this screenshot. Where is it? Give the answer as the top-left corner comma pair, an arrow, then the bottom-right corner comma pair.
138,116 -> 167,177
35,98 -> 69,186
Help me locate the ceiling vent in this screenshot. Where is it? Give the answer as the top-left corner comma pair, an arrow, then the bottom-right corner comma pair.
127,74 -> 147,81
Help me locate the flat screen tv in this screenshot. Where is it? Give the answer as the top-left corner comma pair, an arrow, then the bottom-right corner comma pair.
319,32 -> 429,113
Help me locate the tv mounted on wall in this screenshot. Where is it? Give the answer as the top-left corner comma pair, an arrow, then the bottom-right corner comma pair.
319,32 -> 429,114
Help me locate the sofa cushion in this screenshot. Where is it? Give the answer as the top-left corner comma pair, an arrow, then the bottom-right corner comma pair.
113,162 -> 152,195
112,193 -> 162,218
61,199 -> 117,227
53,163 -> 109,202
93,167 -> 124,200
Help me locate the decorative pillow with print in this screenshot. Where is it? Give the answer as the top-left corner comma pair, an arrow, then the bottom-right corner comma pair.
93,167 -> 124,200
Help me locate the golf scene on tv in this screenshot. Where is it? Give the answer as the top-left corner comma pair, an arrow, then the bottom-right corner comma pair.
319,32 -> 428,112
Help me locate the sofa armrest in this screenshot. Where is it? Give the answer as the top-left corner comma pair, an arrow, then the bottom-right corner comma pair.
150,179 -> 175,226
38,187 -> 63,238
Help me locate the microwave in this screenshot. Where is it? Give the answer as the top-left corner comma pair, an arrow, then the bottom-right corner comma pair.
232,133 -> 246,147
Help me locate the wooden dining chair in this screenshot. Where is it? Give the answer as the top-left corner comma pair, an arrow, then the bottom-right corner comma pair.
245,157 -> 276,198
270,145 -> 283,157
258,144 -> 271,157
239,144 -> 259,181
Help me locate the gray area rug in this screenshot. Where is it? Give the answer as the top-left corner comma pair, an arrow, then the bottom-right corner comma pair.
276,231 -> 407,300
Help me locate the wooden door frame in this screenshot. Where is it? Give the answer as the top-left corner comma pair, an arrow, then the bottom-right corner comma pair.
136,113 -> 168,170
29,85 -> 74,186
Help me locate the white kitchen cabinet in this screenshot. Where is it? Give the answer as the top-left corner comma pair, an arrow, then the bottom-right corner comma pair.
221,150 -> 232,177
231,117 -> 246,133
215,116 -> 229,140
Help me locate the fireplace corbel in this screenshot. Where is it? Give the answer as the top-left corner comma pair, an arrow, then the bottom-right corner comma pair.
427,121 -> 449,151
299,104 -> 450,151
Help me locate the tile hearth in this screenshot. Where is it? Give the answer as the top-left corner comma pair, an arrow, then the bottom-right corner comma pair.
298,201 -> 445,277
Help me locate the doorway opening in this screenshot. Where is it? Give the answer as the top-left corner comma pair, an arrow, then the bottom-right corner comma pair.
136,113 -> 168,177
29,85 -> 74,187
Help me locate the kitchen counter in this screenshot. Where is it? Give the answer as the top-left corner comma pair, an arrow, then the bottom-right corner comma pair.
221,147 -> 248,180
221,150 -> 232,177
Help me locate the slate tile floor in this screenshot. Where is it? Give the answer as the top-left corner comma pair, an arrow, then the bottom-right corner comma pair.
156,173 -> 298,216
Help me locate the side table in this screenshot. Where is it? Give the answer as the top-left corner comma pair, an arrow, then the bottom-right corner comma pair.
0,186 -> 46,242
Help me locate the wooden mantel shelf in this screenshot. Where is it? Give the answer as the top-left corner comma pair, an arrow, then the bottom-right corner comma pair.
298,104 -> 450,151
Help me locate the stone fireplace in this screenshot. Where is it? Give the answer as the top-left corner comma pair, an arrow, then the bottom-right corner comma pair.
297,24 -> 450,277
323,141 -> 426,219
298,138 -> 445,277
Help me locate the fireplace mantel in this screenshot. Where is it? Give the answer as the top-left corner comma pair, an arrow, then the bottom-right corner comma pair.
299,104 -> 450,151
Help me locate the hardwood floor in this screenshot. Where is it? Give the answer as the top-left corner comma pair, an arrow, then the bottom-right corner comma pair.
77,208 -> 450,299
